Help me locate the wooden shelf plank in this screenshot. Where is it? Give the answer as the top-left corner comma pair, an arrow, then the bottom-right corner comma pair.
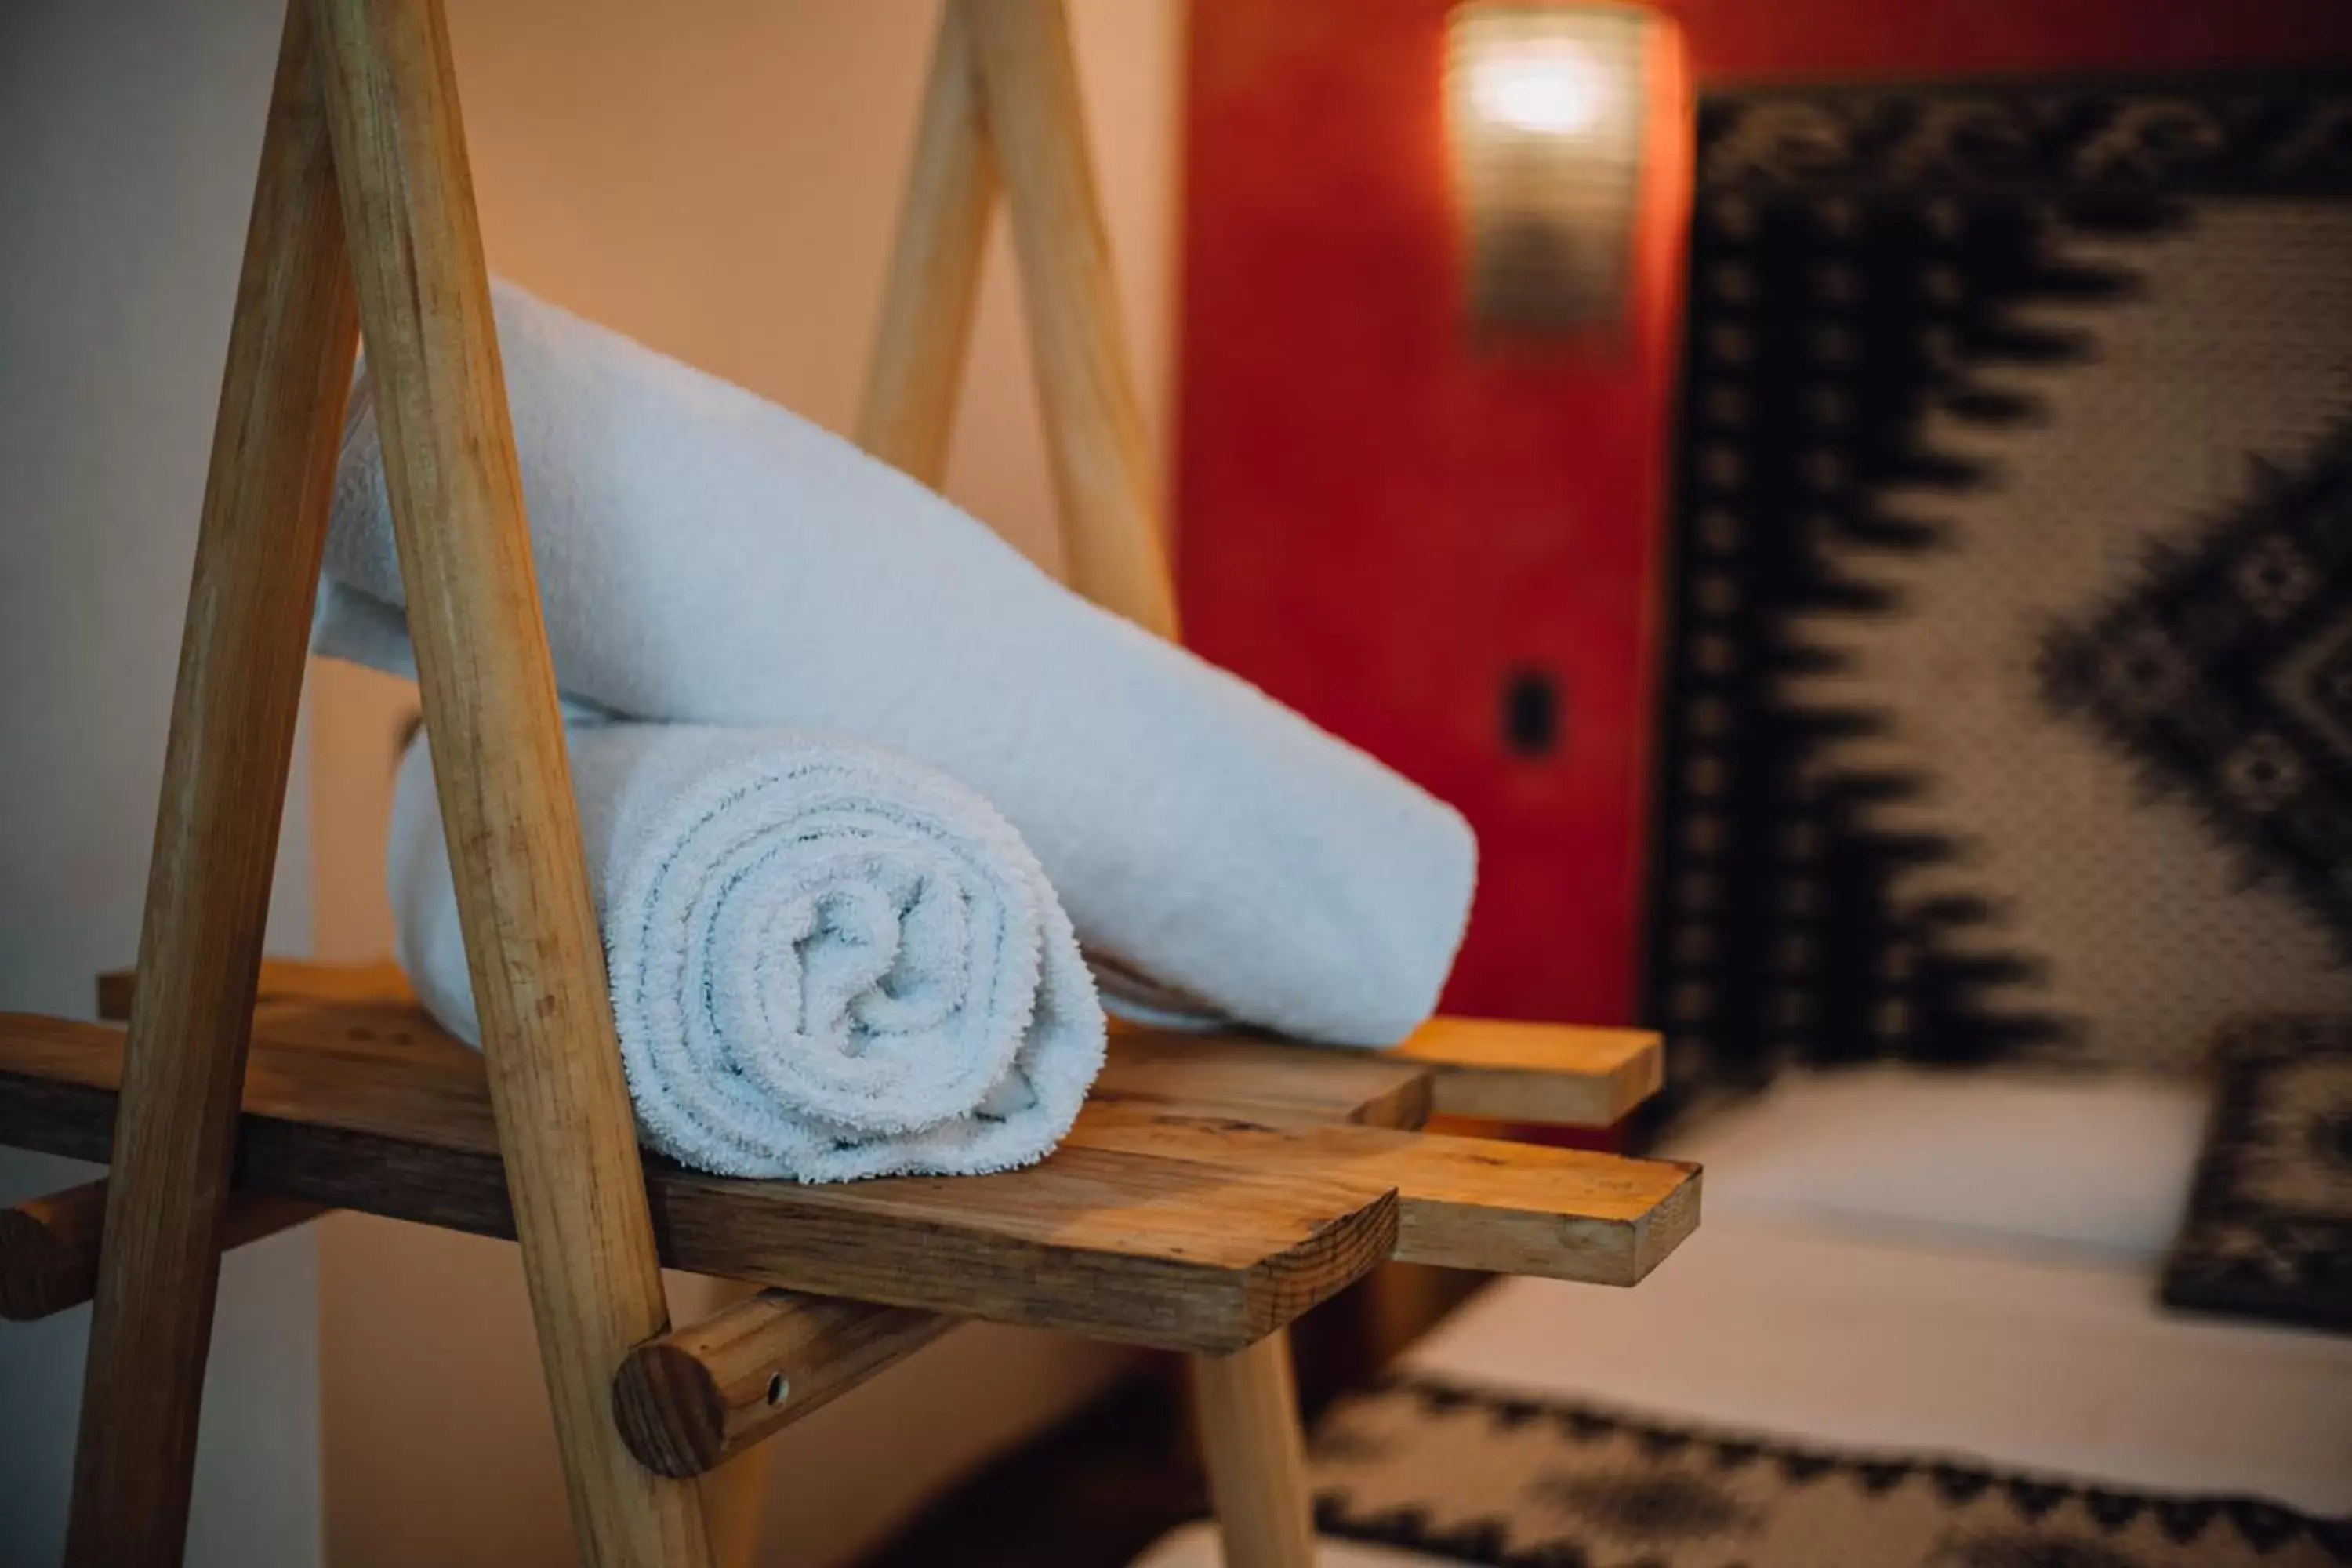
1096,1029 -> 1432,1131
1071,1102 -> 1696,1287
96,961 -> 1656,1129
1390,1016 -> 1662,1128
56,981 -> 1697,1284
95,956 -> 403,1021
223,982 -> 1441,1135
0,1012 -> 1394,1354
49,965 -> 1697,1327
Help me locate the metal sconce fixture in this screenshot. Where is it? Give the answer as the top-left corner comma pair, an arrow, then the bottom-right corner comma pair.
1446,2 -> 1653,334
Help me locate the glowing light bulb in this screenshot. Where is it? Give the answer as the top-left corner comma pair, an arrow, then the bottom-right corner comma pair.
1445,4 -> 1655,331
1468,37 -> 1610,136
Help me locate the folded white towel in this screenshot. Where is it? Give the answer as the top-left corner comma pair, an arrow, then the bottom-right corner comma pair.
319,280 -> 1475,1047
390,723 -> 1105,1182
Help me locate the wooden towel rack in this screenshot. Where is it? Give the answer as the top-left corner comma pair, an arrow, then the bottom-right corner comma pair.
0,2 -> 1699,1565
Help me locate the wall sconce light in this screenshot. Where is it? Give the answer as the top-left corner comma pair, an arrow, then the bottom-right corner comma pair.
1446,2 -> 1655,336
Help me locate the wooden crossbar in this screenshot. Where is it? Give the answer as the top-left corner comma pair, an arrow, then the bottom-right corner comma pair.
0,1180 -> 317,1323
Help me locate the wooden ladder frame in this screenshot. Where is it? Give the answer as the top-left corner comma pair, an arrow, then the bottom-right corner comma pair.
67,0 -> 1290,1563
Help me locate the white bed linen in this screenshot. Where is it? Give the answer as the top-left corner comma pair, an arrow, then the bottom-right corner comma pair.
1403,1222 -> 2352,1513
1140,1221 -> 2352,1566
1671,1065 -> 2210,1260
1136,1069 -> 2352,1566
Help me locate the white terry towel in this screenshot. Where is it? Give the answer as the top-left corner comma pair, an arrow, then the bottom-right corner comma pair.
319,280 -> 1475,1047
390,723 -> 1106,1182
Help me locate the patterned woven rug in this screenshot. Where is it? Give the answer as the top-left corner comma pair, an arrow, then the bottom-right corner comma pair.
2042,426 -> 2352,956
2165,1014 -> 2352,1330
1308,1376 -> 2352,1568
1640,71 -> 2352,1131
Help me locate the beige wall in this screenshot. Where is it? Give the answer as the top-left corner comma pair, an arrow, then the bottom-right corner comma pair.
307,2 -> 1183,1563
0,2 -> 321,1562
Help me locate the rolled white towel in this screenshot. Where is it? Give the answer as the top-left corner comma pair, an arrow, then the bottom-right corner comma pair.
390,723 -> 1105,1182
318,280 -> 1475,1047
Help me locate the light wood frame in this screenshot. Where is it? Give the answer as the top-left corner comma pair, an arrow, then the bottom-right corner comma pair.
34,6 -> 1698,1567
67,1 -> 1233,1563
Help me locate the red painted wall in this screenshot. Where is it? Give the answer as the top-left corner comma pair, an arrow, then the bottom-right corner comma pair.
1635,0 -> 2351,82
1176,0 -> 2352,1027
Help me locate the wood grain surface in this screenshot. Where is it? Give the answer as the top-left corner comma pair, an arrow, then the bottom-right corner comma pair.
1396,1017 -> 1663,1127
1,1180 -> 319,1323
1072,1101 -> 1698,1287
0,1011 -> 1400,1353
856,0 -> 997,486
96,960 -> 1648,1134
613,1291 -> 956,1479
966,0 -> 1179,637
63,5 -> 358,1557
1191,1334 -> 1318,1568
307,0 -> 708,1558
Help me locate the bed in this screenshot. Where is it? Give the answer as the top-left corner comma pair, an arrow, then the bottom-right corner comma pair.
1135,1066 -> 2352,1565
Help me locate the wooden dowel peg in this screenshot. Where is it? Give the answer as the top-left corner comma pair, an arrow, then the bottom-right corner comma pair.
614,1290 -> 956,1479
0,1181 -> 321,1323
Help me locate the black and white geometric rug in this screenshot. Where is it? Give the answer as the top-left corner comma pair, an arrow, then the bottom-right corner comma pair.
1642,75 -> 2352,1129
1309,1375 -> 2352,1567
2042,426 -> 2352,958
2165,1014 -> 2352,1331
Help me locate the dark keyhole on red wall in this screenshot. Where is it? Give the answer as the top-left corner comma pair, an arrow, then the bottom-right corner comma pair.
1503,668 -> 1561,757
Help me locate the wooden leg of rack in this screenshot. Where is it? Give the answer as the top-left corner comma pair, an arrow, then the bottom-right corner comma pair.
306,0 -> 710,1563
1191,1333 -> 1318,1568
857,0 -> 997,488
965,0 -> 1178,640
686,1279 -> 772,1567
63,5 -> 358,1559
